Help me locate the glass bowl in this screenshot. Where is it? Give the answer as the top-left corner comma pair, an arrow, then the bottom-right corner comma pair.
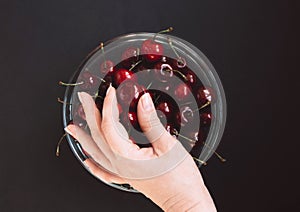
62,32 -> 226,192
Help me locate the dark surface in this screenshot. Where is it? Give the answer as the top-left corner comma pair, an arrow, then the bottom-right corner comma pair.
1,0 -> 299,211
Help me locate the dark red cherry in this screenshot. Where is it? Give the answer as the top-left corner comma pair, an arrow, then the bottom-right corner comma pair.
127,111 -> 141,131
156,100 -> 174,120
196,86 -> 213,105
185,70 -> 197,86
154,62 -> 174,82
165,123 -> 179,138
78,71 -> 100,91
97,75 -> 112,97
117,81 -> 141,106
141,40 -> 163,62
100,60 -> 114,74
113,69 -> 137,87
121,47 -> 139,68
200,112 -> 212,126
174,83 -> 192,101
176,106 -> 194,126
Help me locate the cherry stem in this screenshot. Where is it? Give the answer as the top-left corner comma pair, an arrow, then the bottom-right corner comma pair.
173,69 -> 187,81
168,37 -> 180,58
56,133 -> 67,157
176,132 -> 226,162
153,27 -> 173,41
59,81 -> 84,86
193,101 -> 211,112
129,60 -> 142,71
154,95 -> 161,104
146,82 -> 153,89
57,98 -> 72,105
192,157 -> 207,165
100,42 -> 107,69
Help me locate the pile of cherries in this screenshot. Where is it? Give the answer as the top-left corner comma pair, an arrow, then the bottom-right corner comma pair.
71,36 -> 213,157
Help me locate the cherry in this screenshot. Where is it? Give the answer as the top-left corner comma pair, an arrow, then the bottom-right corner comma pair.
176,106 -> 194,126
117,81 -> 142,106
165,123 -> 179,138
78,71 -> 100,91
121,47 -> 140,68
156,100 -> 175,121
174,83 -> 192,101
113,69 -> 137,87
141,40 -> 164,62
184,70 -> 197,86
97,75 -> 112,97
200,112 -> 212,126
127,111 -> 142,132
154,62 -> 174,82
196,86 -> 213,105
100,60 -> 114,74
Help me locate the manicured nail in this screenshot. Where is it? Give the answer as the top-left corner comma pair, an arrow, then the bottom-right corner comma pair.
141,93 -> 154,111
64,125 -> 76,137
106,83 -> 112,96
78,92 -> 84,104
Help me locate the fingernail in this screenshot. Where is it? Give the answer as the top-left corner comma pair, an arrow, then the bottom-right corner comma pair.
106,83 -> 112,96
64,125 -> 76,136
78,92 -> 84,104
141,93 -> 154,111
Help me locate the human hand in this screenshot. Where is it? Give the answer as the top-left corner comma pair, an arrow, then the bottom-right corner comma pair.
65,85 -> 217,212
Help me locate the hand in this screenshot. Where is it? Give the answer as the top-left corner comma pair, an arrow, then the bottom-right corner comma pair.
65,85 -> 217,212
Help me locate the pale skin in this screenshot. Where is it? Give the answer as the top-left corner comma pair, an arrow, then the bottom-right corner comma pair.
65,85 -> 217,212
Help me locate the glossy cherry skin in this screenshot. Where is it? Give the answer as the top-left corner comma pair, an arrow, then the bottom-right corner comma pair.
100,60 -> 114,74
200,112 -> 212,126
154,62 -> 174,82
117,81 -> 142,106
141,40 -> 163,62
195,86 -> 213,105
78,71 -> 100,91
121,47 -> 140,68
113,69 -> 137,87
176,105 -> 194,126
174,83 -> 192,101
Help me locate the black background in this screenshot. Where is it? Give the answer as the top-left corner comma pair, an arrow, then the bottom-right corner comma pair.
1,0 -> 299,211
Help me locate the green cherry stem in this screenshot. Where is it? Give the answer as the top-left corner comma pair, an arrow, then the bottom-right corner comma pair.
176,132 -> 226,163
192,101 -> 211,112
129,60 -> 142,71
168,38 -> 186,68
153,27 -> 173,41
193,157 -> 207,166
57,98 -> 72,105
59,81 -> 84,86
56,133 -> 67,157
100,42 -> 107,69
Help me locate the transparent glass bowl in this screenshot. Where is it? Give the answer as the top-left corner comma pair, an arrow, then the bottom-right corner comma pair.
62,32 -> 226,192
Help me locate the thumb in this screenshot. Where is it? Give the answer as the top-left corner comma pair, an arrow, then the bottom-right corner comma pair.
137,93 -> 177,155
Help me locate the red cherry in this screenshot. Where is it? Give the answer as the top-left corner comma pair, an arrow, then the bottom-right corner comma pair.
174,83 -> 192,101
154,62 -> 174,82
100,60 -> 114,74
141,39 -> 163,62
176,106 -> 194,126
117,81 -> 142,106
78,71 -> 100,91
200,112 -> 212,126
185,70 -> 197,86
113,69 -> 137,87
165,123 -> 179,138
196,86 -> 213,105
121,47 -> 139,68
127,111 -> 141,131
